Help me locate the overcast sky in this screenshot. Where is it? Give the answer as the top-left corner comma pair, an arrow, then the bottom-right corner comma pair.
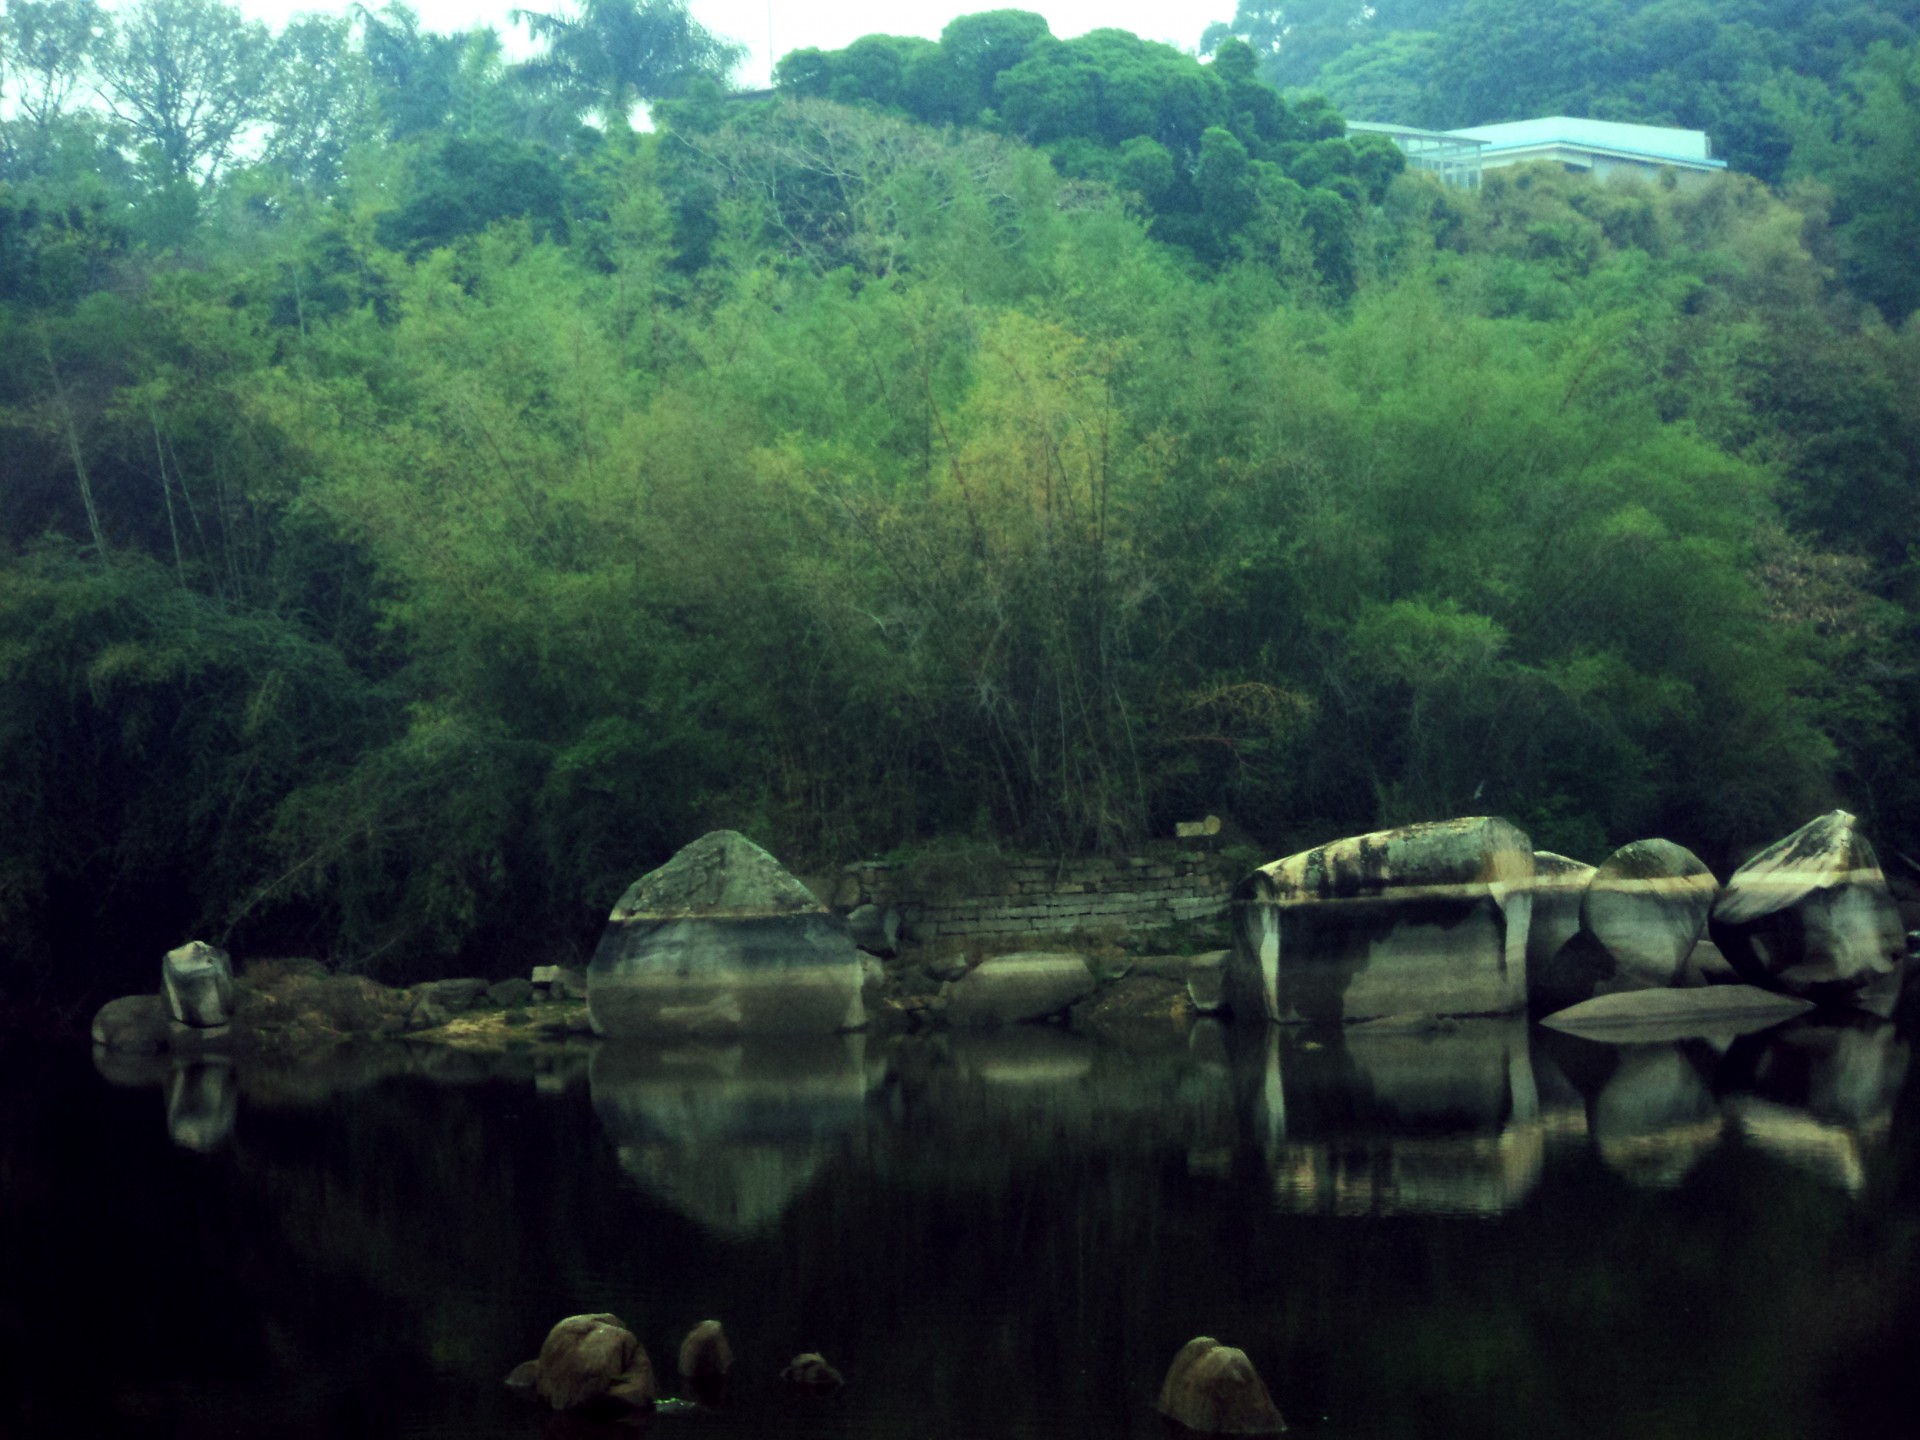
181,0 -> 1223,89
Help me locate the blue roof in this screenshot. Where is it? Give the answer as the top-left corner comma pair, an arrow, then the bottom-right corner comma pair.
1448,116 -> 1721,167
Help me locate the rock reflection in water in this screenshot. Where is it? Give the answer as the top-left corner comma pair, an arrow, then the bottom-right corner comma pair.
1246,1020 -> 1545,1217
1723,1018 -> 1911,1193
1543,1017 -> 1910,1194
589,1034 -> 875,1237
166,1060 -> 238,1152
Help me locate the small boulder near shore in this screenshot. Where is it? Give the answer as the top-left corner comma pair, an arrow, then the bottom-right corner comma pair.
1709,811 -> 1907,1003
1228,816 -> 1532,1025
588,831 -> 867,1040
1157,1336 -> 1286,1434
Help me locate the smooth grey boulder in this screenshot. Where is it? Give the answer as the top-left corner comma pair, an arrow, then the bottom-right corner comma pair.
588,831 -> 865,1039
1709,811 -> 1907,1002
940,952 -> 1096,1027
1579,839 -> 1719,989
162,941 -> 235,1028
1227,816 -> 1533,1025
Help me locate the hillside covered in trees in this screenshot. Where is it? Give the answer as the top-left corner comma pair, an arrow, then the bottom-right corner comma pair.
1,0 -> 1915,1007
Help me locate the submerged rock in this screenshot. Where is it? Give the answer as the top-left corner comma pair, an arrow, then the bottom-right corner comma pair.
163,941 -> 236,1028
940,952 -> 1096,1027
1156,1337 -> 1286,1434
1579,839 -> 1719,989
589,831 -> 866,1039
1709,811 -> 1906,1002
1227,817 -> 1533,1025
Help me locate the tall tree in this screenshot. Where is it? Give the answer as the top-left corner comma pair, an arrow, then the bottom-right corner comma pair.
92,0 -> 275,184
510,0 -> 741,130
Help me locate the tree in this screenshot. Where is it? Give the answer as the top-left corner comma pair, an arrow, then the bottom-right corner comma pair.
92,0 -> 275,185
510,0 -> 741,130
1,0 -> 105,137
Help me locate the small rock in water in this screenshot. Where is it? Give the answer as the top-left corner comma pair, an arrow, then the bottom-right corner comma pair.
1156,1336 -> 1286,1434
780,1353 -> 844,1391
678,1319 -> 733,1379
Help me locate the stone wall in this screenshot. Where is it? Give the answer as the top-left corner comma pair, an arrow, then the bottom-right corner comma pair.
839,852 -> 1236,942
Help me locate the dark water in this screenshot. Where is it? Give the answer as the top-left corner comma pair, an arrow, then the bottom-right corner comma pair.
5,1014 -> 1920,1439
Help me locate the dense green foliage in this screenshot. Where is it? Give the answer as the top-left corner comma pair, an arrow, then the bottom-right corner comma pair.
1,0 -> 1915,999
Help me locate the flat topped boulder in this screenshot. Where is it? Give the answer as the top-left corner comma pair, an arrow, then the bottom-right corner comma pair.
590,831 -> 864,1039
1228,817 -> 1533,1025
608,830 -> 824,921
1709,811 -> 1906,1001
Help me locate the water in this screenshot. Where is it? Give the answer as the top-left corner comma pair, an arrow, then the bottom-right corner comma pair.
4,1014 -> 1919,1438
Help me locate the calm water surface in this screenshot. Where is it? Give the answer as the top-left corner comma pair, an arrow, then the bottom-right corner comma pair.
5,1014 -> 1919,1439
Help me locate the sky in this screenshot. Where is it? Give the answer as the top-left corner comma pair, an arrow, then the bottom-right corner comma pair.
200,0 -> 1224,89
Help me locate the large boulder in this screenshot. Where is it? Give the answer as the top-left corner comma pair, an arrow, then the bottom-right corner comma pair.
1227,817 -> 1532,1025
1708,811 -> 1907,1003
588,831 -> 866,1039
1578,839 -> 1718,989
941,953 -> 1097,1027
163,941 -> 235,1028
1156,1337 -> 1286,1434
531,1314 -> 655,1413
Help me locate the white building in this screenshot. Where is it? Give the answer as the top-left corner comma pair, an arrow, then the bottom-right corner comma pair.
1350,116 -> 1728,189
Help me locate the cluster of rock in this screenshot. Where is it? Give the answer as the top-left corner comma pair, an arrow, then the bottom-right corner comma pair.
93,953 -> 589,1059
1225,810 -> 1911,1030
505,1314 -> 838,1418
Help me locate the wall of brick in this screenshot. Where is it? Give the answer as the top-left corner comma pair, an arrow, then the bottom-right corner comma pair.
839,852 -> 1236,941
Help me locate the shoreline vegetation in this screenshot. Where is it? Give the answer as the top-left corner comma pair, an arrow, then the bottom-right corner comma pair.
3,2 -> 1917,1012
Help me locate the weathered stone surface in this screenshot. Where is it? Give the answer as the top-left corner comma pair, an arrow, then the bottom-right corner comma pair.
1709,811 -> 1907,1001
424,978 -> 489,1011
92,993 -> 171,1054
532,1314 -> 654,1412
163,941 -> 235,1027
1156,1337 -> 1286,1434
1228,817 -> 1533,1025
1540,985 -> 1814,1043
940,952 -> 1096,1027
677,1320 -> 733,1379
1187,950 -> 1228,1013
487,977 -> 535,1008
1579,839 -> 1718,990
589,831 -> 865,1039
